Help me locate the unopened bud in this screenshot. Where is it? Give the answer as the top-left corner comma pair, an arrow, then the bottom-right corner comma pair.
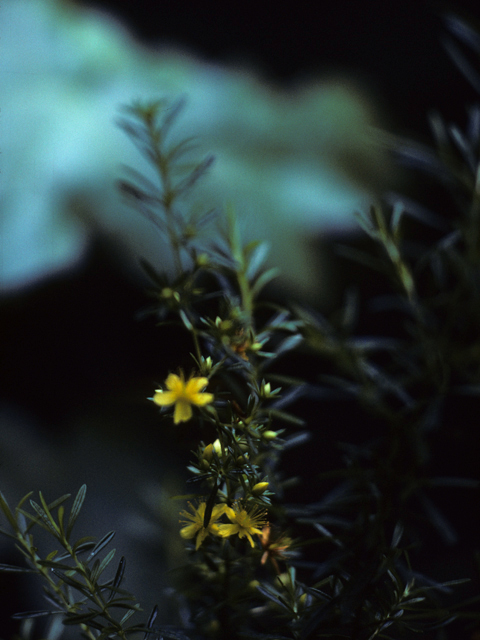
252,482 -> 269,495
203,443 -> 214,463
201,356 -> 213,373
262,430 -> 278,441
213,439 -> 223,457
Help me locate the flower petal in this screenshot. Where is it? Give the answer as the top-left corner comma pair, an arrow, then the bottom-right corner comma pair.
190,392 -> 214,407
174,400 -> 193,424
180,523 -> 199,540
223,506 -> 237,523
165,373 -> 183,392
217,524 -> 239,538
244,531 -> 255,547
186,377 -> 209,394
153,391 -> 177,406
211,504 -> 227,520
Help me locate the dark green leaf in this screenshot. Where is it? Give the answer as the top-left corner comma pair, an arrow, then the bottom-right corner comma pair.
51,569 -> 87,592
145,604 -> 158,634
63,611 -> 99,625
12,610 -> 54,619
0,491 -> 18,530
29,501 -> 60,537
203,482 -> 218,529
71,537 -> 96,555
112,556 -> 126,591
179,309 -> 193,331
91,548 -> 116,584
15,491 -> 34,512
46,493 -> 72,512
0,563 -> 35,573
38,560 -> 77,571
67,484 -> 87,539
120,608 -> 138,625
250,267 -> 281,299
89,531 -> 116,560
256,585 -> 291,613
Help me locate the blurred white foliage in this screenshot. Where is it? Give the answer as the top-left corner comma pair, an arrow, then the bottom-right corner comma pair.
0,0 -> 388,296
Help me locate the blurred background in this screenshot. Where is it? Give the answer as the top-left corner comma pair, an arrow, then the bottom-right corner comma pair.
1,0 -> 480,636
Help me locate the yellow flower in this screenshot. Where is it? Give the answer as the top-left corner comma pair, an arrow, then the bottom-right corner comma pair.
153,372 -> 213,424
180,502 -> 226,550
218,503 -> 267,547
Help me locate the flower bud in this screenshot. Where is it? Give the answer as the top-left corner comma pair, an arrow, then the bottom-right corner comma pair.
201,356 -> 213,373
213,439 -> 223,457
252,482 -> 269,495
262,430 -> 278,441
202,443 -> 214,463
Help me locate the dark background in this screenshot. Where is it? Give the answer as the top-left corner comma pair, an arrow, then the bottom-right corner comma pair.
1,0 -> 480,636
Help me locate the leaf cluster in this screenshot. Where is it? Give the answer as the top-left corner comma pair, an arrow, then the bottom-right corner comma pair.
0,486 -> 153,639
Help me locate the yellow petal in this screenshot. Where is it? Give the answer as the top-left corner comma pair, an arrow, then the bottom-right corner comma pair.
165,373 -> 183,392
248,526 -> 263,537
190,392 -> 214,406
180,523 -> 198,540
211,504 -> 227,519
243,531 -> 255,548
174,400 -> 193,424
223,506 -> 237,523
217,524 -> 239,538
153,391 -> 177,406
186,377 -> 209,394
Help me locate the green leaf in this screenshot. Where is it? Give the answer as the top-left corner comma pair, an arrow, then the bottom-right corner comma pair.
0,491 -> 18,530
246,242 -> 270,280
108,556 -> 126,601
71,536 -> 96,555
89,531 -> 116,560
67,484 -> 87,540
91,548 -> 116,584
274,333 -> 303,355
143,605 -> 158,639
203,481 -> 219,529
11,610 -> 53,619
0,563 -> 36,573
51,569 -> 87,593
38,560 -> 77,571
250,267 -> 281,299
29,501 -> 60,537
57,506 -> 65,539
45,493 -> 72,512
256,585 -> 292,613
15,491 -> 34,512
179,309 -> 193,331
120,607 -> 139,625
63,610 -> 99,625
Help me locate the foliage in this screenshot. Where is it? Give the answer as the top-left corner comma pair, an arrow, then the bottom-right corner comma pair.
1,13 -> 480,640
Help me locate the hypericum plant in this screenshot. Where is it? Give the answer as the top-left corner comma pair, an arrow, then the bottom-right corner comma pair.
2,14 -> 480,640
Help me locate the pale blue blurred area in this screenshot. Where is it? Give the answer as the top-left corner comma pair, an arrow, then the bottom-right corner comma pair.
0,0 -> 390,297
